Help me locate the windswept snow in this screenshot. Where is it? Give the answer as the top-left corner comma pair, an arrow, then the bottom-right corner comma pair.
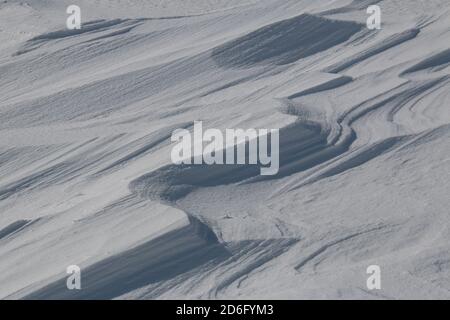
0,0 -> 450,299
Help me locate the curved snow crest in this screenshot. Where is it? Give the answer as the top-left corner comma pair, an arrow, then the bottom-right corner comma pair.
129,120 -> 342,202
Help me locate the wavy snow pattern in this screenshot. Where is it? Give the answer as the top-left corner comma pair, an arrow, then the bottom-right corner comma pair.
0,0 -> 449,300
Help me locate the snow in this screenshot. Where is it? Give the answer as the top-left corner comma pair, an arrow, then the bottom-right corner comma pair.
0,0 -> 449,299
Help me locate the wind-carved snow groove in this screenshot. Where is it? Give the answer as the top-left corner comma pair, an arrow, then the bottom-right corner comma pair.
208,238 -> 299,298
95,122 -> 193,175
0,163 -> 70,201
0,134 -> 143,201
0,220 -> 37,241
401,48 -> 450,75
287,76 -> 353,99
325,28 -> 421,73
14,19 -> 145,56
294,224 -> 394,273
211,14 -> 363,68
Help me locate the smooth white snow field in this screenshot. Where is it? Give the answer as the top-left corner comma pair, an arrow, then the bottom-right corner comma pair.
0,0 -> 449,299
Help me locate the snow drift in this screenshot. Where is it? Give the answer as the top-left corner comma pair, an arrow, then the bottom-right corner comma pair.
0,0 -> 450,300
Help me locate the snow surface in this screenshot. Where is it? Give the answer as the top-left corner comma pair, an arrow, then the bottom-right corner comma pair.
0,0 -> 449,299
